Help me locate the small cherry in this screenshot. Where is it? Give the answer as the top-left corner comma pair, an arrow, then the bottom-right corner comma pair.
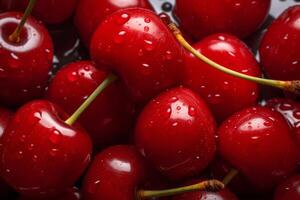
166,21 -> 300,95
19,187 -> 81,200
0,0 -> 53,107
219,106 -> 300,192
75,0 -> 153,47
1,0 -> 78,24
0,74 -> 116,197
182,33 -> 261,122
135,87 -> 216,180
47,61 -> 135,149
172,179 -> 239,200
259,5 -> 300,80
174,0 -> 271,40
274,175 -> 300,200
90,8 -> 184,103
265,98 -> 300,145
82,145 -> 223,200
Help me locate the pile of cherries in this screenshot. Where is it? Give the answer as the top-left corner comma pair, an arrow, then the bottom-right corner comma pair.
0,0 -> 300,199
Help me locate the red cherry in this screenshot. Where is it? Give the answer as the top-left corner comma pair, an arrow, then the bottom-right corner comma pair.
174,0 -> 271,40
135,87 -> 216,180
90,8 -> 183,103
265,98 -> 300,145
182,33 -> 261,122
1,0 -> 78,24
46,61 -> 135,149
274,175 -> 300,200
75,0 -> 153,47
0,100 -> 92,197
0,12 -> 53,106
172,179 -> 238,200
19,187 -> 81,200
82,145 -> 156,200
259,6 -> 300,80
219,106 -> 300,192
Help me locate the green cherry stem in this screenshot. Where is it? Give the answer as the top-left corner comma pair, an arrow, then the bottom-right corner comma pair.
9,0 -> 37,43
168,23 -> 300,95
223,168 -> 239,186
65,73 -> 117,126
137,179 -> 225,199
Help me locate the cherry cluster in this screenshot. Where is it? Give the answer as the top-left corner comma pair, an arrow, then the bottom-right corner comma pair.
0,0 -> 299,200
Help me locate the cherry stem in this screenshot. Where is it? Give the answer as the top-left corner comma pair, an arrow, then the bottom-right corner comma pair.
222,168 -> 239,186
65,73 -> 117,126
168,23 -> 300,95
9,0 -> 37,43
137,179 -> 225,199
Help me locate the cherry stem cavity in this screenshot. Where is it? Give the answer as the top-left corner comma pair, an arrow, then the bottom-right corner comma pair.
137,179 -> 225,199
168,23 -> 300,95
9,0 -> 37,43
65,73 -> 117,126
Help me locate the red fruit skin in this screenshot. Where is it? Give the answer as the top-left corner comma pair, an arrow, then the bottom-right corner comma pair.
82,145 -> 158,200
174,0 -> 271,40
0,100 -> 92,197
259,6 -> 300,80
74,0 -> 152,47
19,187 -> 81,200
46,61 -> 135,149
274,175 -> 300,200
173,188 -> 238,200
0,12 -> 53,107
91,8 -> 184,103
219,106 -> 300,192
182,33 -> 260,122
0,0 -> 78,24
135,87 -> 216,180
265,98 -> 300,146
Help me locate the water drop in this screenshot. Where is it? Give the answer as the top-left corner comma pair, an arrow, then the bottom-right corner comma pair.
67,71 -> 78,82
114,30 -> 127,44
279,103 -> 292,111
49,148 -> 59,156
88,180 -> 101,194
172,122 -> 178,127
144,18 -> 151,23
115,13 -> 130,25
143,39 -> 156,51
188,107 -> 196,116
49,129 -> 62,145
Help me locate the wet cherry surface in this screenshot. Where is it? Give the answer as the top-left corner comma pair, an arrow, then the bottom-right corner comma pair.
274,175 -> 300,200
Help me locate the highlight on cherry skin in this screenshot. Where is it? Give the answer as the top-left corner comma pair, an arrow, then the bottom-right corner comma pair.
0,0 -> 300,200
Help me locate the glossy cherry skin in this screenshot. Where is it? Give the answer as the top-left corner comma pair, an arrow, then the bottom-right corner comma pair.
0,0 -> 78,24
174,0 -> 271,40
259,6 -> 300,80
0,100 -> 92,197
265,98 -> 300,146
135,87 -> 216,180
219,106 -> 300,192
19,187 -> 81,200
182,33 -> 261,122
274,175 -> 300,200
82,145 -> 163,200
75,0 -> 152,47
0,12 -> 53,107
91,8 -> 184,103
46,61 -> 135,149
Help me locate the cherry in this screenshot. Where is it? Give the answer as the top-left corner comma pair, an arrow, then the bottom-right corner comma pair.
135,87 -> 216,180
0,100 -> 92,197
0,11 -> 53,107
74,0 -> 153,47
182,33 -> 261,122
1,0 -> 78,24
174,0 -> 271,40
172,179 -> 238,200
47,61 -> 135,149
259,5 -> 300,80
274,175 -> 300,200
19,187 -> 81,200
91,8 -> 184,103
219,106 -> 300,192
265,98 -> 300,145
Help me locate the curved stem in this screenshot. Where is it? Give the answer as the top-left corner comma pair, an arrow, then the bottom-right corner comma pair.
138,179 -> 224,199
65,73 -> 117,126
168,23 -> 300,95
222,168 -> 239,186
9,0 -> 37,43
